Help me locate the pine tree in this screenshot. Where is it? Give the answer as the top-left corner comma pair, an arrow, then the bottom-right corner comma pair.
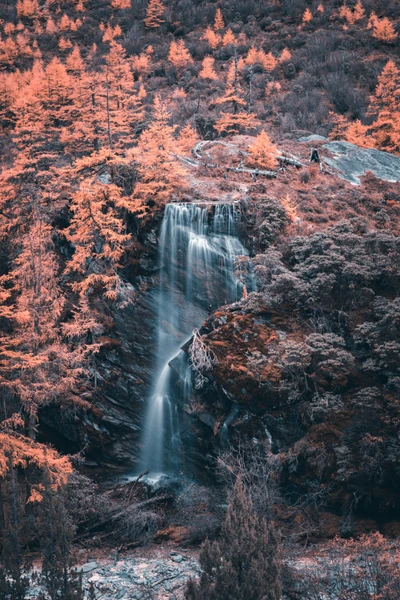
246,130 -> 278,170
0,456 -> 29,600
64,179 -> 131,300
185,477 -> 281,600
144,0 -> 165,28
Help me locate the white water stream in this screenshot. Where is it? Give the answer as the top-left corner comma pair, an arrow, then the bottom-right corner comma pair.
139,203 -> 250,475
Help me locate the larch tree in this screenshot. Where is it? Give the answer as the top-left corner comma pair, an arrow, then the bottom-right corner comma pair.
64,180 -> 131,301
213,8 -> 225,31
214,55 -> 260,135
203,26 -> 221,49
111,0 -> 131,9
372,17 -> 398,43
185,477 -> 281,600
177,123 -> 199,155
199,56 -> 218,80
222,28 -> 235,46
144,0 -> 165,28
0,219 -> 85,437
280,48 -> 291,62
246,130 -> 278,170
302,8 -> 313,24
368,60 -> 400,153
168,39 -> 193,71
130,95 -> 187,210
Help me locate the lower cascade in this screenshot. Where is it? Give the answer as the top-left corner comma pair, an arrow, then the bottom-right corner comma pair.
139,202 -> 251,476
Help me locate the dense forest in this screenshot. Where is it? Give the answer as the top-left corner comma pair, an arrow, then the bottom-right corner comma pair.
0,0 -> 400,597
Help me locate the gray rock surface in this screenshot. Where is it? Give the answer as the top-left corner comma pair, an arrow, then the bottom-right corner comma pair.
322,141 -> 400,185
77,561 -> 98,573
27,550 -> 200,600
298,134 -> 328,142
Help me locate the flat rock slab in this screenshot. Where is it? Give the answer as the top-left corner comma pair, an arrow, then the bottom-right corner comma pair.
77,561 -> 98,573
322,141 -> 400,185
298,134 -> 328,143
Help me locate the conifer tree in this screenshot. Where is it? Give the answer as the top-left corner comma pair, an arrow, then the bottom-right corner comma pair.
222,28 -> 235,46
168,39 -> 193,70
39,470 -> 83,600
130,96 -> 187,209
186,477 -> 281,600
199,56 -> 217,80
213,8 -> 225,31
111,0 -> 131,9
302,8 -> 313,24
368,60 -> 400,153
246,130 -> 278,170
203,26 -> 221,49
144,0 -> 165,28
177,123 -> 199,154
214,55 -> 260,135
372,17 -> 398,43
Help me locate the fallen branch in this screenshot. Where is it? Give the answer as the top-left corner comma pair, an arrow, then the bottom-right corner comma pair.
277,155 -> 303,168
150,574 -> 180,588
224,165 -> 277,178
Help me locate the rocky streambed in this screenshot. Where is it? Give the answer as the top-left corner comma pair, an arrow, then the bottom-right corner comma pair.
27,547 -> 200,600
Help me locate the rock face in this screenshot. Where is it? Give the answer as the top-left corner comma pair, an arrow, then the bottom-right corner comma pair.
322,141 -> 400,185
38,228 -> 162,469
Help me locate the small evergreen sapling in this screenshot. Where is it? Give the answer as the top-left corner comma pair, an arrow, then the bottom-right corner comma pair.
185,476 -> 281,600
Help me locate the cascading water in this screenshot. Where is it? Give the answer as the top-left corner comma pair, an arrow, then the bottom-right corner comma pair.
140,203 -> 251,476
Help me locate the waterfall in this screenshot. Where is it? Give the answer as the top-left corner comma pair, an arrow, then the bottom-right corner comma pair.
139,203 -> 250,476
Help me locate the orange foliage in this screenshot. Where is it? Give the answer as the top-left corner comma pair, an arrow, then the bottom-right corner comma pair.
199,55 -> 218,80
177,123 -> 199,154
330,114 -> 374,148
222,29 -> 236,46
246,130 -> 278,170
168,39 -> 193,70
111,0 -> 131,8
16,0 -> 40,19
0,432 -> 72,489
339,1 -> 365,25
368,60 -> 400,153
203,26 -> 221,49
302,8 -> 313,24
213,8 -> 225,31
145,0 -> 165,28
130,96 -> 187,209
245,46 -> 277,71
215,56 -> 260,135
280,48 -> 291,62
372,17 -> 398,43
